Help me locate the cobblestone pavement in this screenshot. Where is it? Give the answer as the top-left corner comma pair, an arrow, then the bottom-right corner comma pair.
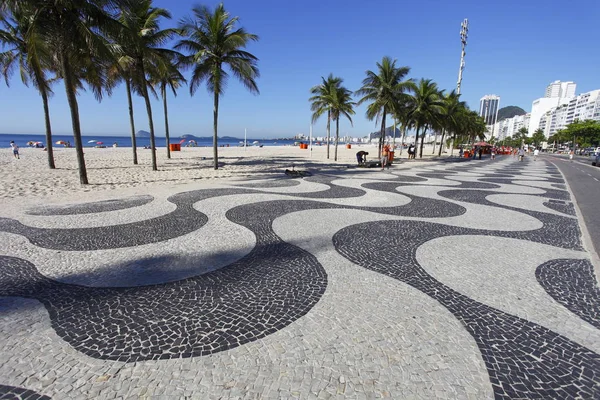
0,158 -> 599,399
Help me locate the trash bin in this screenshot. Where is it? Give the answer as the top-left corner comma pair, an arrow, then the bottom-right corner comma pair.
388,150 -> 394,163
346,144 -> 352,149
169,143 -> 181,152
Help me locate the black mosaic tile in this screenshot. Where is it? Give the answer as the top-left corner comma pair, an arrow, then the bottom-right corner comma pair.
25,195 -> 154,216
543,200 -> 576,216
232,178 -> 302,188
0,219 -> 327,362
437,189 -> 583,250
333,220 -> 600,399
0,385 -> 50,399
536,259 -> 600,329
0,189 -> 254,251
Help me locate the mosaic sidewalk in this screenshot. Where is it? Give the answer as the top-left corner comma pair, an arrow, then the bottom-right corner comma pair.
0,158 -> 598,399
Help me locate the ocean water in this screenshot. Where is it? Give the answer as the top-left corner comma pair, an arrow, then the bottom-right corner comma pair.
0,133 -> 310,148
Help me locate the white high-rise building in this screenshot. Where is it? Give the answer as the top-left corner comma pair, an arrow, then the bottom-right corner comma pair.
479,95 -> 501,125
538,89 -> 600,136
544,80 -> 576,99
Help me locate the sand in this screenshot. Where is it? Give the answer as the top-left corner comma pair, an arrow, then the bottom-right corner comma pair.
1,143 -> 445,200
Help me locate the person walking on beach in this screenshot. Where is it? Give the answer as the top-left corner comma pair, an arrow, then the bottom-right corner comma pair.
9,141 -> 19,159
533,148 -> 539,161
491,147 -> 496,160
381,144 -> 390,170
518,147 -> 525,161
569,149 -> 574,161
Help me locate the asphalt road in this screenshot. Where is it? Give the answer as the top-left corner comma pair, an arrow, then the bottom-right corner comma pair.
547,154 -> 600,256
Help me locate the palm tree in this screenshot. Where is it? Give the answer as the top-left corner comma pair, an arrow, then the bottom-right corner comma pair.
115,0 -> 180,171
0,5 -> 56,169
153,57 -> 186,159
407,79 -> 444,158
176,4 -> 260,170
330,82 -> 355,161
309,74 -> 341,159
106,53 -> 139,164
437,90 -> 466,156
391,98 -> 413,157
22,0 -> 121,184
355,56 -> 412,158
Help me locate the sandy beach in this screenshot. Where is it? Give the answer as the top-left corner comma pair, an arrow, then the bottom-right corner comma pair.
1,143 -> 445,200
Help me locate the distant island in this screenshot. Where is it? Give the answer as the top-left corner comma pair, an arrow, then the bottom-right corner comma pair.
136,130 -> 151,138
497,106 -> 526,122
180,134 -> 241,140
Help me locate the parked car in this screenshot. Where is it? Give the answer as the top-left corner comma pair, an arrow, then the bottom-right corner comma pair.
594,152 -> 600,167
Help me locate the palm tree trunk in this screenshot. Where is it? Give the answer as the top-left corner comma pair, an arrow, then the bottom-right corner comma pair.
432,131 -> 438,154
438,129 -> 446,157
379,110 -> 386,158
139,67 -> 157,171
450,134 -> 455,156
399,125 -> 406,156
326,111 -> 331,159
213,89 -> 219,170
414,124 -> 420,158
419,126 -> 428,158
61,51 -> 88,185
126,79 -> 138,165
40,89 -> 55,169
334,116 -> 340,161
162,85 -> 171,159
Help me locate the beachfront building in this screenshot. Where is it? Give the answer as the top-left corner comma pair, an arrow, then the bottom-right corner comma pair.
538,89 -> 600,136
544,80 -> 576,99
493,113 -> 531,140
528,80 -> 577,134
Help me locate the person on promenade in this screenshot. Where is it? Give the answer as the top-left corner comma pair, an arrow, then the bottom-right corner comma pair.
491,147 -> 496,160
9,141 -> 19,159
533,148 -> 539,161
408,144 -> 415,159
518,147 -> 525,161
381,144 -> 390,170
356,150 -> 368,165
458,147 -> 464,158
569,149 -> 574,161
478,147 -> 483,160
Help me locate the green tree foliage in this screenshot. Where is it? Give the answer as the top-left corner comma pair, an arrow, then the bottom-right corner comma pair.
355,56 -> 412,158
531,129 -> 546,148
555,120 -> 600,148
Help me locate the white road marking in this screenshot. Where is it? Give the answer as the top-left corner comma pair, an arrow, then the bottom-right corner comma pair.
594,178 -> 599,182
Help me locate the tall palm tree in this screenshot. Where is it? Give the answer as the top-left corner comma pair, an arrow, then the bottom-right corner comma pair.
106,54 -> 140,164
329,82 -> 355,161
355,56 -> 412,158
176,4 -> 260,170
115,0 -> 180,171
407,79 -> 444,158
309,74 -> 341,159
437,90 -> 466,156
22,0 -> 121,184
153,57 -> 186,159
0,6 -> 56,169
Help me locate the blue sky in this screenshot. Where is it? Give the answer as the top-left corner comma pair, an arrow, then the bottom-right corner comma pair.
1,0 -> 599,138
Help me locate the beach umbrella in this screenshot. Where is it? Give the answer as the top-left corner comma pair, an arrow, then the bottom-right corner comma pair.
96,141 -> 104,145
179,139 -> 186,144
88,140 -> 97,143
188,139 -> 196,143
27,141 -> 35,146
55,140 -> 66,145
